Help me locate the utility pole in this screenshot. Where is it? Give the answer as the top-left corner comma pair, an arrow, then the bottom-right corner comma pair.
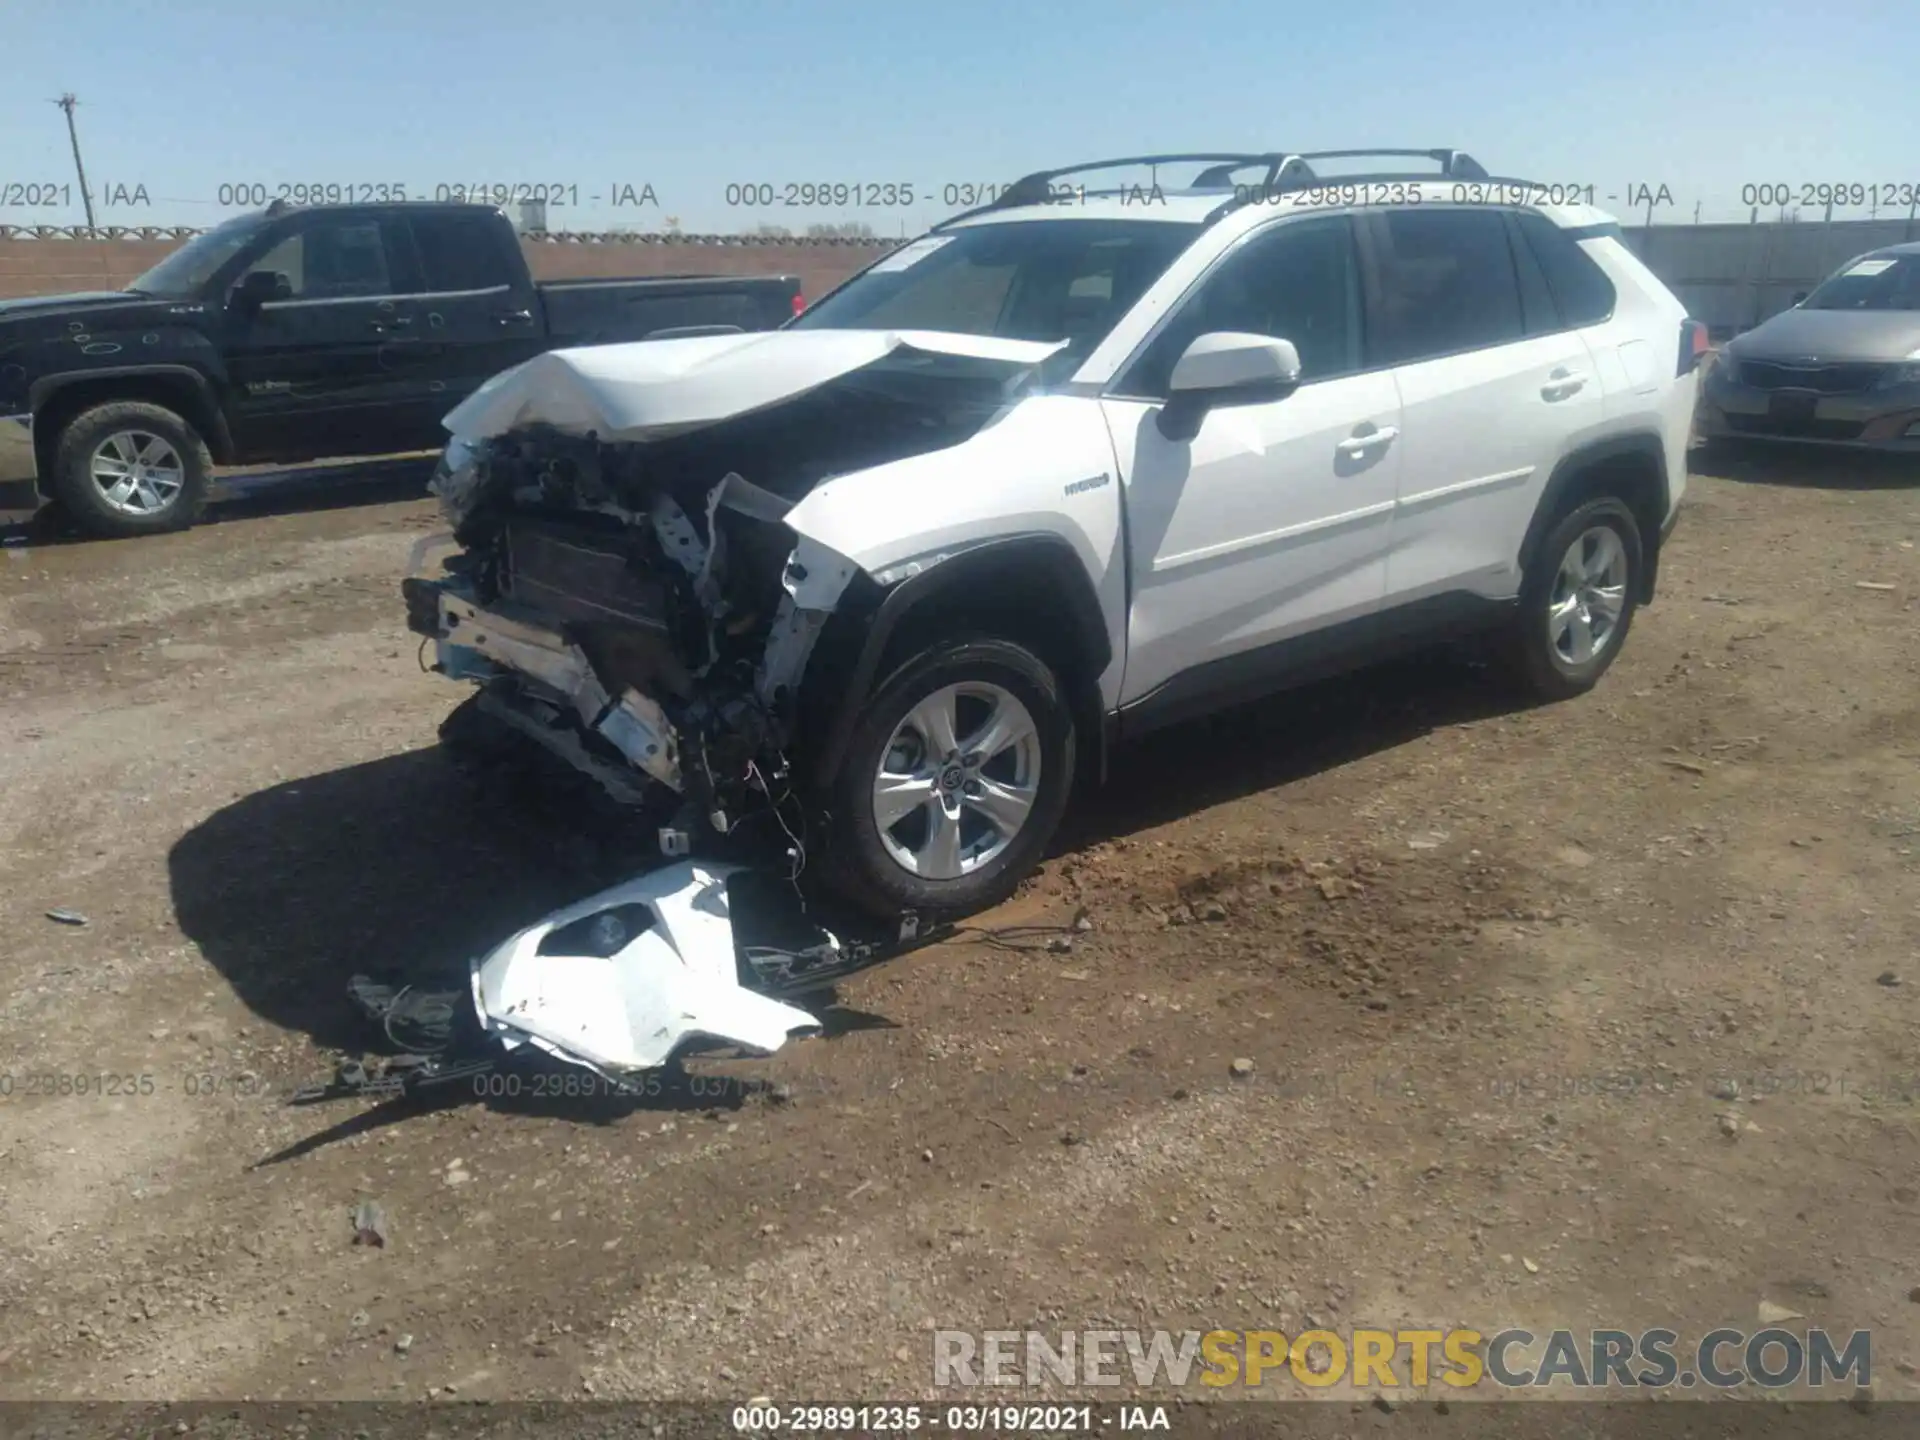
54,94 -> 97,229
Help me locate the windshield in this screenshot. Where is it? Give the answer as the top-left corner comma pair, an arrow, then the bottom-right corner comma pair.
127,214 -> 269,297
1802,253 -> 1920,311
791,218 -> 1203,378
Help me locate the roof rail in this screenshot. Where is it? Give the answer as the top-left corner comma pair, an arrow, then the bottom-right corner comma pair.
935,149 -> 1492,227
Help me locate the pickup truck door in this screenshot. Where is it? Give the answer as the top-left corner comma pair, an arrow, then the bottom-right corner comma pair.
221,213 -> 430,461
1099,214 -> 1401,715
398,210 -> 545,425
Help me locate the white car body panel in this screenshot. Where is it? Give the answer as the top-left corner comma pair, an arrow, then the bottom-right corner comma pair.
1383,331 -> 1606,602
441,328 -> 1065,443
470,861 -> 823,1075
1100,371 -> 1402,704
782,393 -> 1130,706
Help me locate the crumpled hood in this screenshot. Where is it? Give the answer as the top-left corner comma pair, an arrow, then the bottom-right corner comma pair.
1732,307 -> 1920,363
440,328 -> 1066,443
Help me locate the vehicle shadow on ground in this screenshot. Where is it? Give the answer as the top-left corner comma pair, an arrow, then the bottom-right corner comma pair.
5,455 -> 438,546
1060,648 -> 1528,852
1690,441 -> 1920,490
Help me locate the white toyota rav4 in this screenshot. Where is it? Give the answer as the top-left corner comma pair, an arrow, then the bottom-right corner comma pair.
412,149 -> 1704,921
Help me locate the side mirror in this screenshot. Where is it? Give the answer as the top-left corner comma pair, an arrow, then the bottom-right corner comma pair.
1158,332 -> 1302,440
235,269 -> 292,310
1789,291 -> 1808,307
1169,331 -> 1303,396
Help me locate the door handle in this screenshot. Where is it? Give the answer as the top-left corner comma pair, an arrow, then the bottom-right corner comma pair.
1336,424 -> 1399,457
370,315 -> 414,334
493,309 -> 535,327
1541,369 -> 1588,400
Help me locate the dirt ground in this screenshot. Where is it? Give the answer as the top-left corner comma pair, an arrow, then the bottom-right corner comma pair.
1,447 -> 1917,1408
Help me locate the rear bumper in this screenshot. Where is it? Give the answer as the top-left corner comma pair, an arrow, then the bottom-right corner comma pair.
0,414 -> 44,521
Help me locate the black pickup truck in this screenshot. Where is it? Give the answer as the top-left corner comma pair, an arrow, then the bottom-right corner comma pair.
0,202 -> 802,537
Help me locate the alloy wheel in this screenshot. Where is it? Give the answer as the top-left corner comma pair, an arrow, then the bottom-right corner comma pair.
871,681 -> 1043,880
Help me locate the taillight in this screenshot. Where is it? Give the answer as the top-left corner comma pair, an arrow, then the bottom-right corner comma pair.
1678,318 -> 1710,376
791,291 -> 807,317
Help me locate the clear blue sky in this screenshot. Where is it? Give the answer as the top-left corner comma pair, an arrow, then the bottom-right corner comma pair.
3,0 -> 1915,234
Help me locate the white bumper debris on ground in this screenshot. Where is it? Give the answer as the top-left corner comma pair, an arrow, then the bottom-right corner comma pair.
470,861 -> 825,1076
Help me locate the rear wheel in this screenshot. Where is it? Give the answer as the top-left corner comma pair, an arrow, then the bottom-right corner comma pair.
821,637 -> 1076,919
1506,497 -> 1644,701
52,401 -> 211,538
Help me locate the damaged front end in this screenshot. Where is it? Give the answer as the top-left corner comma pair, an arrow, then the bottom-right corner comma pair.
404,330 -> 1059,850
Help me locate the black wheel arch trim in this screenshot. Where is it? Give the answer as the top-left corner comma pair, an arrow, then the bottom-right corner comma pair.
808,531 -> 1112,793
1518,430 -> 1669,605
28,364 -> 233,472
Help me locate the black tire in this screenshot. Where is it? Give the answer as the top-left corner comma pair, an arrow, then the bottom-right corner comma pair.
820,636 -> 1076,919
52,401 -> 211,538
1507,496 -> 1645,702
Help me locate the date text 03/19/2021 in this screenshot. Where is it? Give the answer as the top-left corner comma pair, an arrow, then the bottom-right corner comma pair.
729,1404 -> 1169,1432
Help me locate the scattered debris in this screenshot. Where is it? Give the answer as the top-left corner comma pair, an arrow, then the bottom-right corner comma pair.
1661,758 -> 1708,776
1855,581 -> 1897,592
444,1161 -> 472,1187
1229,1058 -> 1255,1079
349,1199 -> 389,1248
394,1333 -> 414,1356
1907,1286 -> 1920,1303
1718,1114 -> 1741,1138
1876,971 -> 1901,988
1757,1301 -> 1803,1324
44,908 -> 88,927
1199,900 -> 1229,923
1710,1079 -> 1740,1101
1522,1257 -> 1540,1274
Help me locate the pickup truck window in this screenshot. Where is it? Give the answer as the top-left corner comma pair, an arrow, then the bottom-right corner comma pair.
793,219 -> 1201,370
126,213 -> 268,297
243,218 -> 400,301
410,212 -> 517,293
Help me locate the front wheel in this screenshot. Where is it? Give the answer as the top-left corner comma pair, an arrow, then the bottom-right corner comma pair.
821,637 -> 1076,919
52,401 -> 211,538
1506,497 -> 1645,701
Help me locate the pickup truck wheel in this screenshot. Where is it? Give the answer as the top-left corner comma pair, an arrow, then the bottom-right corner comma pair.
52,401 -> 211,538
824,637 -> 1076,919
1506,497 -> 1644,701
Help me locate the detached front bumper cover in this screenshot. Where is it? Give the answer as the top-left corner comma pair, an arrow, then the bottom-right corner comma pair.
470,860 -> 826,1076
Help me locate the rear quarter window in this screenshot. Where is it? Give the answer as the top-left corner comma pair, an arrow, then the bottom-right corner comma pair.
1515,211 -> 1617,327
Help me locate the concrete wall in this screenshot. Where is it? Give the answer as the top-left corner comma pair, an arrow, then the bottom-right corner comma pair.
1620,218 -> 1920,337
0,233 -> 895,303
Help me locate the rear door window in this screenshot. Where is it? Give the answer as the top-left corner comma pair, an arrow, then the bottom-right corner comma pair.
1363,208 -> 1526,365
409,212 -> 519,293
